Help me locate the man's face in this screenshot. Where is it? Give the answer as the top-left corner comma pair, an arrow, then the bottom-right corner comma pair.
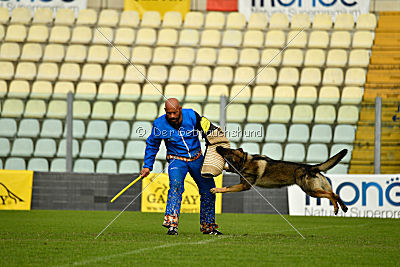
165,106 -> 182,127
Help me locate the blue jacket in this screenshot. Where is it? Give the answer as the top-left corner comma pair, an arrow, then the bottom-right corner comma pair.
143,109 -> 203,170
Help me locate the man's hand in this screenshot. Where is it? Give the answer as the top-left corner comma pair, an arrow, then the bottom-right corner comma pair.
141,168 -> 151,178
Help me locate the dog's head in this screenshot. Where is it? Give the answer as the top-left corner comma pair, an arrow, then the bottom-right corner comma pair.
216,146 -> 247,172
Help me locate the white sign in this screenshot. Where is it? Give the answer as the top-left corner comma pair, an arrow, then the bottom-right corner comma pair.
0,0 -> 87,15
288,175 -> 400,218
239,0 -> 371,19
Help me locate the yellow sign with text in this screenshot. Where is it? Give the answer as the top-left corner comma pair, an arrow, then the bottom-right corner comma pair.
0,170 -> 34,210
124,0 -> 190,18
141,173 -> 222,214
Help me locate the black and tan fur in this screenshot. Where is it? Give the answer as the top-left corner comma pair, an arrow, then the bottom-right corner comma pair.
210,146 -> 348,215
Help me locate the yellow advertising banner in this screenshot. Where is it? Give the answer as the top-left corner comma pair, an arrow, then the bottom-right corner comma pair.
141,173 -> 222,214
124,0 -> 190,18
0,170 -> 34,210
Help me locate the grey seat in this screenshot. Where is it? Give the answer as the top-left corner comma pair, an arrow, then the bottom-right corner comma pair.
261,143 -> 283,160
11,138 -> 34,157
34,138 -> 56,157
0,138 -> 10,157
240,142 -> 260,154
17,119 -> 40,137
0,118 -> 17,137
288,124 -> 309,143
225,123 -> 242,142
334,125 -> 355,143
265,123 -> 286,142
80,139 -> 102,158
102,140 -> 124,159
108,120 -> 130,139
330,144 -> 353,163
242,123 -> 264,142
306,143 -> 328,163
153,160 -> 164,173
73,159 -> 95,173
125,140 -> 146,159
50,158 -> 66,172
119,160 -> 140,173
327,163 -> 348,174
41,119 -> 63,138
86,120 -> 108,139
4,157 -> 26,170
56,139 -> 80,157
96,159 -> 117,173
63,119 -> 85,138
27,158 -> 49,172
283,143 -> 305,162
131,121 -> 152,140
310,124 -> 332,143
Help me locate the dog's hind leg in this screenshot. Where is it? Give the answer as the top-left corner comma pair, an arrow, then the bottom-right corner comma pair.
309,190 -> 340,215
336,195 -> 348,213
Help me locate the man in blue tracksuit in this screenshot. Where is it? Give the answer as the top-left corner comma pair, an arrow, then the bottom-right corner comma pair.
140,98 -> 222,235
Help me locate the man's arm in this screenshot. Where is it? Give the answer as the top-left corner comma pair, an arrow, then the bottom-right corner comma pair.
141,123 -> 162,177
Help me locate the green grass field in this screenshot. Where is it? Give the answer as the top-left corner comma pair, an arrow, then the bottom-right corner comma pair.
0,210 -> 399,266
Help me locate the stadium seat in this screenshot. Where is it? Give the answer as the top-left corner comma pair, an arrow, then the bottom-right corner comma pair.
168,66 -> 190,84
80,139 -> 102,158
212,66 -> 233,84
98,9 -> 119,27
93,27 -> 113,45
11,138 -> 33,157
0,138 -> 10,157
238,48 -> 259,66
11,7 -> 31,24
0,42 -> 20,61
50,158 -> 66,172
308,31 -> 329,48
49,26 -> 70,43
124,65 -> 145,83
41,119 -> 63,138
282,49 -> 303,67
174,47 -> 195,65
55,8 -> 75,25
97,83 -> 118,101
330,31 -> 351,49
15,62 -> 36,80
307,144 -> 329,163
356,13 -> 377,30
114,28 -> 135,45
59,63 -> 80,81
292,105 -> 313,124
27,158 -> 49,172
203,103 -> 220,122
183,11 -> 204,29
34,138 -> 56,158
226,104 -> 246,122
114,102 -> 135,120
226,12 -> 246,30
155,144 -> 167,160
222,30 -> 242,47
330,144 -> 353,163
141,83 -> 163,101
274,85 -> 295,103
300,68 -> 321,86
348,49 -> 370,67
86,120 -> 108,139
24,99 -> 46,118
120,83 -> 141,101
269,104 -> 291,123
2,99 -> 23,118
322,68 -> 344,86
147,65 -> 168,84
0,62 -> 11,80
153,47 -> 174,65
242,123 -> 264,142
4,158 -> 26,170
283,143 -> 305,162
304,49 -> 325,67
345,68 -> 366,86
52,81 -> 74,99
103,140 -> 124,159
341,86 -> 363,104
247,104 -> 269,123
141,11 -> 161,28
91,101 -> 113,120
255,67 -> 277,85
337,105 -> 359,124
75,82 -> 96,100
185,84 -> 207,102
291,13 -> 311,29
0,118 -> 17,137
119,10 -> 139,28
103,64 -> 124,83
243,30 -> 264,48
18,119 -> 40,138
136,102 -> 158,121
234,67 -> 255,84
319,86 -> 340,104
196,48 -> 217,66
81,63 -> 102,82
190,66 -> 212,84
217,48 -> 238,66
179,29 -> 199,47
260,48 -> 282,67
288,124 -> 309,143
65,45 -> 87,63
286,31 -> 307,48
270,13 -> 289,29
131,121 -> 152,140
0,25 -> 4,40
164,84 -> 185,101
76,9 -> 97,25
229,85 -> 251,103
262,143 -> 283,160
162,11 -> 182,28
109,45 -> 130,64
265,30 -> 285,48
109,121 -> 130,140
352,31 -> 373,49
119,160 -> 140,174
73,159 -> 95,173
265,123 -> 286,142
326,49 -> 348,67
205,12 -> 225,29
125,140 -> 146,159
0,7 -> 9,24
43,44 -> 64,62
334,13 -> 354,30
136,28 -> 156,46
248,13 -> 267,30
21,43 -> 42,62
96,159 -> 117,174
8,80 -> 30,98
310,124 -> 332,143
278,67 -> 299,85
225,123 -> 242,142
0,80 -> 5,98
327,164 -> 348,174
56,139 -> 79,158
207,85 -> 228,102
6,25 -> 27,42
334,124 -> 356,143
27,25 -> 48,43
312,14 -> 332,30
131,46 -> 152,65
314,105 -> 336,124
240,142 -> 260,154
200,30 -> 221,47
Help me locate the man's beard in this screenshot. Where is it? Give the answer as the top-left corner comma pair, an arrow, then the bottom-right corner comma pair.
167,115 -> 181,127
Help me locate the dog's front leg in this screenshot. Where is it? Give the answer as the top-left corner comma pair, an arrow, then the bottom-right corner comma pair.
210,183 -> 251,194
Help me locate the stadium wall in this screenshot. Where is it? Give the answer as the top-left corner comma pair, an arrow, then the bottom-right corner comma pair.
31,172 -> 289,214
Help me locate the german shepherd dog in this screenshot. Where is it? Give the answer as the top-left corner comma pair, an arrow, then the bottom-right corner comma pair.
211,146 -> 349,215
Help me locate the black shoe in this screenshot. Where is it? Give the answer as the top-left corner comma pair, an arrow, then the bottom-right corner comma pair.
203,229 -> 223,235
167,226 -> 178,235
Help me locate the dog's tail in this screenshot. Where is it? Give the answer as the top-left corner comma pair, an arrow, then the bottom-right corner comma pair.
311,149 -> 348,173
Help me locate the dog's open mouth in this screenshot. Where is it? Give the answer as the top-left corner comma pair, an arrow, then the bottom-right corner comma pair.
216,146 -> 226,156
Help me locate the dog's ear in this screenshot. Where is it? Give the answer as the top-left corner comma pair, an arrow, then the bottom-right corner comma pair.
237,148 -> 244,153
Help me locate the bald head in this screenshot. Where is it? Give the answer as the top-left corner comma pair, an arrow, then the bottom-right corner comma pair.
164,98 -> 182,127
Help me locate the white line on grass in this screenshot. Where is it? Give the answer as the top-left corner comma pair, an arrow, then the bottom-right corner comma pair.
72,236 -> 228,266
